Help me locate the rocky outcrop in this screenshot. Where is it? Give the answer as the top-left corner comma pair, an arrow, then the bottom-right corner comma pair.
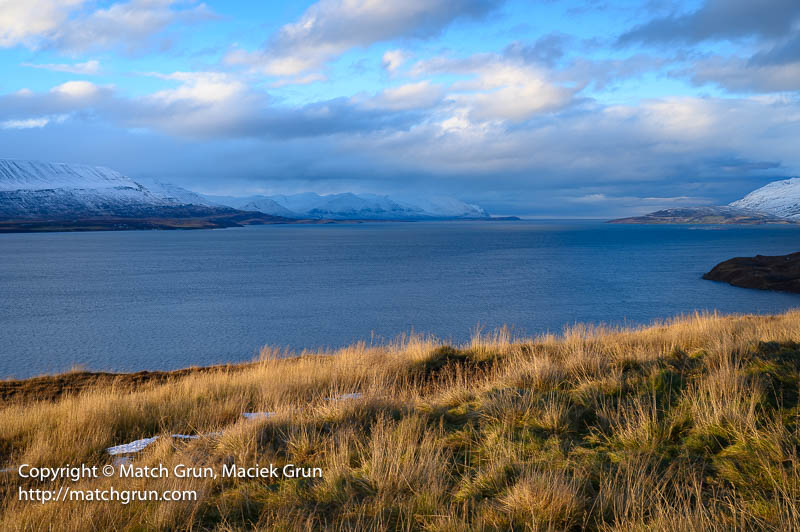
703,252 -> 800,293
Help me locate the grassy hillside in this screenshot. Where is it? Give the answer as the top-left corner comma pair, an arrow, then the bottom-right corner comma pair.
2,311 -> 800,530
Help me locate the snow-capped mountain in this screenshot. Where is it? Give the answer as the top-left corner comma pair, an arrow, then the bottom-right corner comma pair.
204,194 -> 300,218
208,192 -> 489,219
729,178 -> 800,219
302,193 -> 425,219
395,195 -> 488,218
0,159 -> 232,219
266,192 -> 331,214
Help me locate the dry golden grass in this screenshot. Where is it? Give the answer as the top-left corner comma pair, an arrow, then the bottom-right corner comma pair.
2,310 -> 800,530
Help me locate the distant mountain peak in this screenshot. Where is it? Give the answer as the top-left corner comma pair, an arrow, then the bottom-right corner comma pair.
729,177 -> 800,219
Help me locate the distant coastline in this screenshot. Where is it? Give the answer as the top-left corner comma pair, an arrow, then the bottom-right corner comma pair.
0,215 -> 521,234
608,206 -> 798,225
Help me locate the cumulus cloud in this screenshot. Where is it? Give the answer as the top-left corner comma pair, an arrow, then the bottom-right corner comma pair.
225,0 -> 502,76
0,0 -> 86,48
413,54 -> 578,122
0,0 -> 213,52
619,0 -> 800,45
50,80 -> 104,99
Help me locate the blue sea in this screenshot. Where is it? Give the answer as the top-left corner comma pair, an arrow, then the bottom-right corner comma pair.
2,221 -> 799,378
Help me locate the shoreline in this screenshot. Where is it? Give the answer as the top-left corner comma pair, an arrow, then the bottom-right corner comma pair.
4,307 -> 798,404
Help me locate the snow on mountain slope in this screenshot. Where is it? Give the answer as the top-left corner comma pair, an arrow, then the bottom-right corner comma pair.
730,178 -> 800,219
0,159 -> 233,219
0,159 -> 155,194
236,198 -> 299,218
395,195 -> 488,218
304,193 -> 425,219
222,192 -> 490,219
138,180 -> 219,207
267,192 -> 328,213
204,195 -> 300,217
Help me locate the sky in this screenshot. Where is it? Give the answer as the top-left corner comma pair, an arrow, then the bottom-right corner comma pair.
0,0 -> 799,217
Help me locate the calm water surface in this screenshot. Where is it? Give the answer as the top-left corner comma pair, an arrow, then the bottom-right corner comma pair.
2,221 -> 799,378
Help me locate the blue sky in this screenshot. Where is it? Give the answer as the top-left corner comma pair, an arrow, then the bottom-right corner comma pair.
1,0 -> 799,216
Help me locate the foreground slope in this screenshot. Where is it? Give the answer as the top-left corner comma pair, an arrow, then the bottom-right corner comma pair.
3,311 -> 800,530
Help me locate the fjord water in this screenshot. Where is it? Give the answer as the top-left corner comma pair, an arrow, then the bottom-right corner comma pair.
2,221 -> 799,378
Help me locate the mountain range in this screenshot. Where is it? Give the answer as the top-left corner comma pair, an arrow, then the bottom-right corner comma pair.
4,158 -> 798,229
204,191 -> 488,220
0,159 -> 491,231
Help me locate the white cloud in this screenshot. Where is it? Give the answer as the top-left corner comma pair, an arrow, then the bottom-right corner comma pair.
637,97 -> 719,140
414,55 -> 578,123
1,117 -> 49,129
22,60 -> 101,75
382,49 -> 409,73
0,0 -> 86,47
225,0 -> 500,76
147,72 -> 246,105
0,0 -> 213,52
360,81 -> 444,110
0,115 -> 67,129
50,81 -> 102,99
55,0 -> 214,52
128,71 -> 265,137
456,63 -> 576,121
